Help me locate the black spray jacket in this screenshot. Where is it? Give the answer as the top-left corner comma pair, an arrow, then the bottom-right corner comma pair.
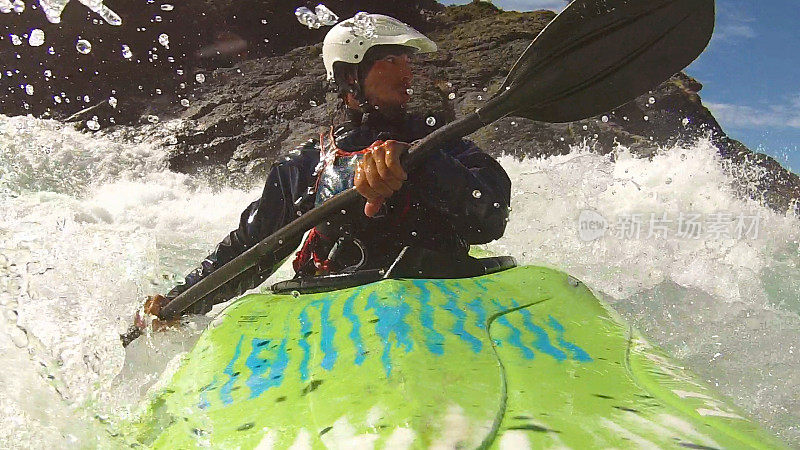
166,112 -> 511,314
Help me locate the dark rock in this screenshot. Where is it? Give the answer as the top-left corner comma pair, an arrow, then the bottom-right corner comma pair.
4,1 -> 798,213
0,0 -> 443,119
159,3 -> 800,213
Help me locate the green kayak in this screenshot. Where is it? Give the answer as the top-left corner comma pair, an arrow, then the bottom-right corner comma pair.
123,265 -> 786,448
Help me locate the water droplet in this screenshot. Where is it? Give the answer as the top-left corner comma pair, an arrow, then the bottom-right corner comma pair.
309,100 -> 317,107
314,4 -> 338,25
477,95 -> 483,101
154,15 -> 162,22
291,290 -> 300,298
155,88 -> 162,95
108,96 -> 117,108
341,209 -> 346,215
448,92 -> 456,100
147,114 -> 159,123
12,0 -> 23,13
160,3 -> 173,11
98,5 -> 121,25
493,202 -> 500,208
411,231 -> 417,237
295,6 -> 321,29
47,46 -> 55,55
86,117 -> 100,130
426,116 -> 436,126
648,96 -> 656,105
510,121 -> 517,127
472,190 -> 482,199
176,69 -> 184,75
601,115 -> 609,123
53,95 -> 62,103
261,19 -> 267,24
121,44 -> 132,59
665,177 -> 672,184
195,73 -> 205,83
180,98 -> 189,107
83,95 -> 90,102
643,115 -> 649,121
24,84 -> 33,95
406,88 -> 414,95
165,135 -> 177,145
682,118 -> 690,126
158,33 -> 169,49
43,69 -> 51,77
76,39 -> 92,54
680,153 -> 686,161
582,125 -> 588,130
10,34 -> 22,46
352,11 -> 376,37
278,239 -> 283,245
296,210 -> 302,216
28,29 -> 45,46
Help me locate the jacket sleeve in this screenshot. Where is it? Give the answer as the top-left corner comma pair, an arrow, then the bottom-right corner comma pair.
164,140 -> 319,315
407,139 -> 511,244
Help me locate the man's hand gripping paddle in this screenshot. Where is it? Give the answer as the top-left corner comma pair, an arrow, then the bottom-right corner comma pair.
122,0 -> 715,347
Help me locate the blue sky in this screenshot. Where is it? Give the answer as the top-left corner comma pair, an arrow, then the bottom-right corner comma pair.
439,0 -> 800,174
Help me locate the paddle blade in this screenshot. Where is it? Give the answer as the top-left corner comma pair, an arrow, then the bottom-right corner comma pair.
499,0 -> 715,123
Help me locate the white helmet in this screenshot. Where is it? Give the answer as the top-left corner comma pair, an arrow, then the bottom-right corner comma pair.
322,13 -> 437,82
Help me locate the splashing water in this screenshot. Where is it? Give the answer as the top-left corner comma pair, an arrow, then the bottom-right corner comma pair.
0,114 -> 798,446
294,6 -> 321,29
314,4 -> 339,26
486,140 -> 800,444
1,0 -> 123,25
352,11 -> 376,38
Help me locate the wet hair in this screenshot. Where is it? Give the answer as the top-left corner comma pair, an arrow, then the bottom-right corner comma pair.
331,44 -> 414,124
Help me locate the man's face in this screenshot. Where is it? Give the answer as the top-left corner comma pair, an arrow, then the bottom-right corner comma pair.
362,53 -> 413,111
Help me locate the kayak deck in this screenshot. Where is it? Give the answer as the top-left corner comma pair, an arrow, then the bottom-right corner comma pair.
123,266 -> 785,448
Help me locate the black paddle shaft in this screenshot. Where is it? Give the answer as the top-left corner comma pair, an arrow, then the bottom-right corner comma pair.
122,0 -> 714,346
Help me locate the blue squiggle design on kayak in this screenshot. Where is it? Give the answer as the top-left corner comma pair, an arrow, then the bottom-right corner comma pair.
204,279 -> 594,408
298,309 -> 312,381
492,300 -> 535,359
342,289 -> 366,365
246,337 -> 289,398
412,281 -> 445,355
472,279 -> 491,292
467,298 -> 487,330
547,315 -> 592,362
435,281 -> 482,353
512,299 -> 567,362
317,300 -> 337,370
219,335 -> 244,405
366,291 -> 413,377
197,375 -> 218,410
298,300 -> 338,380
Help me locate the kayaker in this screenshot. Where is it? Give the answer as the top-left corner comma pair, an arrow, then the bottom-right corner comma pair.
137,13 -> 511,326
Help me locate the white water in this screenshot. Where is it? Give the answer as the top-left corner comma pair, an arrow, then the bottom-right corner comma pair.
1,114 -> 799,447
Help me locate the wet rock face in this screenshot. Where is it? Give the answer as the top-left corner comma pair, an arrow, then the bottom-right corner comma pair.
4,1 -> 798,211
158,2 -> 800,212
